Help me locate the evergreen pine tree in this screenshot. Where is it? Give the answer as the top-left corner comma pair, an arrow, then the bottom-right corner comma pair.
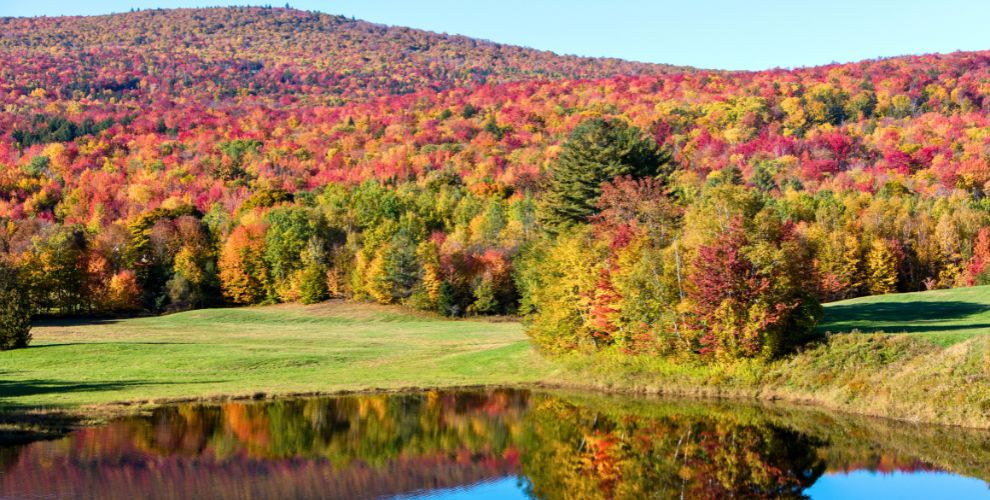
538,118 -> 671,232
0,262 -> 32,350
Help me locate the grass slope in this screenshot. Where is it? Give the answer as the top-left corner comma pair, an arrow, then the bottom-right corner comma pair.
818,285 -> 990,346
553,286 -> 990,427
557,332 -> 990,427
0,302 -> 551,411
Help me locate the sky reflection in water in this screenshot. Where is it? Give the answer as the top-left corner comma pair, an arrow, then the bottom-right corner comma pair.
395,472 -> 990,500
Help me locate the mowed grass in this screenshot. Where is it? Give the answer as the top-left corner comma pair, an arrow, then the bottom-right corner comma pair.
819,285 -> 990,346
0,302 -> 554,411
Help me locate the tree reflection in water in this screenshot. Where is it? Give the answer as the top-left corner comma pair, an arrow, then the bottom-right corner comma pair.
0,389 -> 987,499
520,398 -> 825,499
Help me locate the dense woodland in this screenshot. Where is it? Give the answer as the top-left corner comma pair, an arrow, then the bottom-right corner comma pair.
4,7 -> 990,359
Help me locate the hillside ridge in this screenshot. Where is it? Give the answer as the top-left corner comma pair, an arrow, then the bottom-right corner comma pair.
0,6 -> 690,103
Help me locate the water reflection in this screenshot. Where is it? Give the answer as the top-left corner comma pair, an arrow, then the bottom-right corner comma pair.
0,389 -> 988,499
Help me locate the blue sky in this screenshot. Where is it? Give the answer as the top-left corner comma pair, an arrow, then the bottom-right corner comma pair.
3,1 -> 989,70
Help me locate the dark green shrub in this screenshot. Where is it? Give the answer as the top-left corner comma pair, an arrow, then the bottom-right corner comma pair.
0,262 -> 32,350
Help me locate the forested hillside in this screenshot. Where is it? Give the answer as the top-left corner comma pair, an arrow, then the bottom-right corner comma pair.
4,7 -> 990,360
0,6 -> 680,104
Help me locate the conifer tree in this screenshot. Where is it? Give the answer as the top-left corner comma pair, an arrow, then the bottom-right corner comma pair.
297,238 -> 331,305
538,118 -> 671,232
0,261 -> 32,350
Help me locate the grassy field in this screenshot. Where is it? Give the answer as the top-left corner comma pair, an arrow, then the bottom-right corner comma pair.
3,287 -> 990,429
0,302 -> 552,412
818,285 -> 990,346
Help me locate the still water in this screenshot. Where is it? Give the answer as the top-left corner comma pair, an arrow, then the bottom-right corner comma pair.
0,389 -> 988,499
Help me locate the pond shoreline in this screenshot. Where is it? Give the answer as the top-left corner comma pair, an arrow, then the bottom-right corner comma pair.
4,366 -> 987,446
3,302 -> 989,441
5,387 -> 990,499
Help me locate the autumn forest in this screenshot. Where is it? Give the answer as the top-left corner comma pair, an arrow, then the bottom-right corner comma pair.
3,6 -> 990,361
6,6 -> 990,498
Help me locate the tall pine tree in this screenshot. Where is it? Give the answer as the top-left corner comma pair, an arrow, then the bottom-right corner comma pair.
538,118 -> 671,233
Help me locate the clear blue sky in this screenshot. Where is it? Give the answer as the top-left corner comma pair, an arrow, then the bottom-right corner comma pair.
3,0 -> 989,71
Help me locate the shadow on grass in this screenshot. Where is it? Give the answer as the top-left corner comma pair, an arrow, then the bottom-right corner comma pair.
823,300 -> 990,333
32,317 -> 124,328
0,378 -> 148,399
25,342 -> 193,349
0,378 -> 170,445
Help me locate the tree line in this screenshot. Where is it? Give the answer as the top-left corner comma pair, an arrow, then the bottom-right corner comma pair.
4,118 -> 990,359
7,9 -> 990,355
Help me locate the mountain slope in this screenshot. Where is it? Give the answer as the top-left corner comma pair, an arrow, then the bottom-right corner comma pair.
0,7 -> 687,104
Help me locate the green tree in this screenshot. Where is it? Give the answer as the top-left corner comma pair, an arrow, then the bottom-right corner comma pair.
846,89 -> 877,121
350,180 -> 404,230
538,118 -> 671,232
407,240 -> 442,312
297,238 -> 331,304
516,229 -> 608,353
167,245 -> 218,311
436,281 -> 460,316
0,262 -> 32,350
238,188 -> 292,214
750,162 -> 778,192
23,225 -> 88,314
264,206 -> 342,301
467,275 -> 498,315
363,233 -> 420,305
805,84 -> 849,125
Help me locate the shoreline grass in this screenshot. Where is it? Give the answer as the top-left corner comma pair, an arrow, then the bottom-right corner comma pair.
550,333 -> 990,428
545,287 -> 990,428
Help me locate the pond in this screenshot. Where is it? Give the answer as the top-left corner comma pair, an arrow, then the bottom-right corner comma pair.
1,389 -> 988,499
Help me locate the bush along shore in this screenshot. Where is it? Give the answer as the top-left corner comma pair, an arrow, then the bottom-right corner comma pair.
550,333 -> 990,428
545,285 -> 990,428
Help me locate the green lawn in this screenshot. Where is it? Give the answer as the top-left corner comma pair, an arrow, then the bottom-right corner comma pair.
819,285 -> 990,346
0,302 -> 553,411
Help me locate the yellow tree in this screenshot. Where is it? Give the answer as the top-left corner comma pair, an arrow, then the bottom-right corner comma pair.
865,238 -> 898,295
218,220 -> 272,305
415,240 -> 442,309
